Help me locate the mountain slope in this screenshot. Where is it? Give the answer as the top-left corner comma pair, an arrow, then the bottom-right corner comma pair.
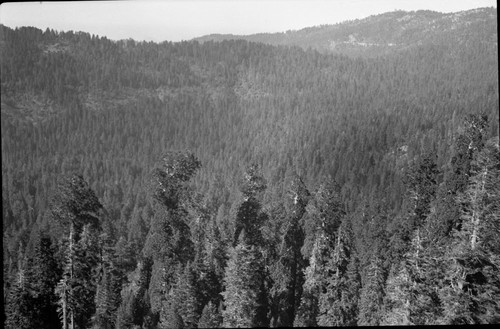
194,7 -> 497,57
1,6 -> 498,255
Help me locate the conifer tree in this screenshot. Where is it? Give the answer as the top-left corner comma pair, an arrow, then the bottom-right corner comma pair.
143,151 -> 201,318
220,164 -> 271,327
232,164 -> 267,247
431,114 -> 489,240
198,301 -> 222,328
382,262 -> 412,325
293,234 -> 323,327
159,296 -> 185,329
344,250 -> 361,324
55,230 -> 76,329
91,225 -> 126,329
440,137 -> 500,324
25,232 -> 61,328
221,233 -> 266,328
403,152 -> 439,228
177,263 -> 202,328
270,173 -> 309,326
317,218 -> 360,326
385,228 -> 445,325
358,255 -> 385,326
301,178 -> 345,259
5,270 -> 34,329
5,269 -> 35,329
5,228 -> 61,329
115,290 -> 136,329
295,178 -> 346,326
115,257 -> 153,329
50,174 -> 102,329
193,230 -> 225,316
72,224 -> 100,329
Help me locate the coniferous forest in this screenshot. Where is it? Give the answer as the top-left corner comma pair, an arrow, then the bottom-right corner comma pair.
1,6 -> 500,328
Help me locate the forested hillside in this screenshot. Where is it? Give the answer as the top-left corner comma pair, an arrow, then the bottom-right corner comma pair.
1,6 -> 499,327
195,7 -> 497,57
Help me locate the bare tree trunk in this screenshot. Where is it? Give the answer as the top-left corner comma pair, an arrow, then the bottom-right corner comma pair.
62,290 -> 67,329
69,222 -> 75,329
470,169 -> 487,250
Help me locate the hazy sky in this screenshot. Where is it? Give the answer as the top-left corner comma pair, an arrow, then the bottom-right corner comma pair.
0,0 -> 496,42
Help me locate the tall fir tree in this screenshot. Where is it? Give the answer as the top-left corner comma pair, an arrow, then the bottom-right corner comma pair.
50,174 -> 103,329
232,164 -> 268,247
25,232 -> 61,328
270,172 -> 309,326
221,233 -> 267,328
5,269 -> 34,329
440,137 -> 500,324
431,114 -> 489,241
317,217 -> 360,326
357,255 -> 385,326
382,262 -> 412,325
143,151 -> 201,320
115,257 -> 153,329
198,301 -> 222,328
91,223 -> 127,329
295,178 -> 346,326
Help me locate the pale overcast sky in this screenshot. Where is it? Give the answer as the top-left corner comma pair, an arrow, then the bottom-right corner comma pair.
0,0 -> 496,42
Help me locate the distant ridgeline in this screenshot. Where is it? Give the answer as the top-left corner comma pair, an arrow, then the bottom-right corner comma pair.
1,6 -> 499,328
194,7 -> 498,57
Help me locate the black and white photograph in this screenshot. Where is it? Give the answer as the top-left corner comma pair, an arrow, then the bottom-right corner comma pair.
1,0 -> 498,327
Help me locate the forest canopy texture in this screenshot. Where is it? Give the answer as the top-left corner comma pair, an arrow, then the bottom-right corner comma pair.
1,7 -> 499,328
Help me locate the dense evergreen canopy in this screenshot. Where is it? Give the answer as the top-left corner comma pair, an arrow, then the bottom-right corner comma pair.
2,7 -> 499,328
